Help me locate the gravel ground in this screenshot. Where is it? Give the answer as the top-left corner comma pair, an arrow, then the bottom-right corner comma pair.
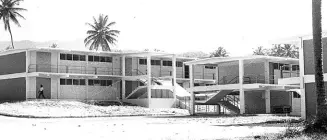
0,114 -> 301,140
0,100 -> 189,117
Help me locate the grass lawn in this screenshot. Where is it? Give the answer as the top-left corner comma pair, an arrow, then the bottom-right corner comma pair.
0,100 -> 189,118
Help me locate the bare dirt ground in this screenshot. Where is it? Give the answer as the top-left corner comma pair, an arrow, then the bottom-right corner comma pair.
0,114 -> 300,140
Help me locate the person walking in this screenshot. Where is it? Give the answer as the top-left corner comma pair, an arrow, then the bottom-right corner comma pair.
38,85 -> 45,99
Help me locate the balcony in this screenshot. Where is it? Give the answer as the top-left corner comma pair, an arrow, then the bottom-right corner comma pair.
28,64 -> 122,75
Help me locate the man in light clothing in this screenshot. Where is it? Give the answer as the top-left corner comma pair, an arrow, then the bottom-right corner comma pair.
38,85 -> 45,99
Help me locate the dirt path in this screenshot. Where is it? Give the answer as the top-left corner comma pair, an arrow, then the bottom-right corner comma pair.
0,115 -> 300,140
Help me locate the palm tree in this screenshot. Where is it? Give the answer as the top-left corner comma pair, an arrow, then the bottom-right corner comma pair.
304,0 -> 327,133
49,43 -> 58,48
84,14 -> 120,51
0,0 -> 26,49
210,46 -> 229,57
252,46 -> 267,55
283,44 -> 299,58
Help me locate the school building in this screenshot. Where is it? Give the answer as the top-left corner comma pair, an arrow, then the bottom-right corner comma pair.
0,47 -> 301,115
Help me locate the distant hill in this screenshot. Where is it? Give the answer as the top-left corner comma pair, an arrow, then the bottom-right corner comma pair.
0,39 -> 88,51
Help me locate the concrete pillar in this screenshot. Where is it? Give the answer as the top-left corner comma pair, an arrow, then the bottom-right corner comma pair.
264,60 -> 270,84
172,55 -> 177,107
189,64 -> 195,115
215,64 -> 219,84
265,90 -> 271,113
299,37 -> 306,119
25,51 -> 30,99
122,56 -> 126,100
239,59 -> 245,114
147,56 -> 152,108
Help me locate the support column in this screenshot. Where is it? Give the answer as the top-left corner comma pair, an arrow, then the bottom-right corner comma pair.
25,51 -> 30,99
265,90 -> 271,113
264,60 -> 270,84
122,56 -> 126,101
172,55 -> 177,107
239,59 -> 245,114
215,64 -> 219,84
189,64 -> 195,115
299,37 -> 306,119
147,56 -> 152,108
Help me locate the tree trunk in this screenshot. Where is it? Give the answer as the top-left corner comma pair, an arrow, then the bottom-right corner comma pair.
8,25 -> 14,49
304,0 -> 327,133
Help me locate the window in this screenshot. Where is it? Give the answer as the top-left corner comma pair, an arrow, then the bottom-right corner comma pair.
176,61 -> 183,67
66,79 -> 72,85
100,80 -> 106,86
273,63 -> 279,69
106,80 -> 112,86
94,80 -> 100,86
283,64 -> 290,71
205,66 -> 215,69
80,79 -> 86,85
151,60 -> 161,66
94,56 -> 100,62
293,92 -> 301,98
60,53 -> 66,60
292,65 -> 299,71
73,79 -> 79,85
80,55 -> 86,61
88,79 -> 94,86
73,54 -> 79,61
163,60 -> 172,66
88,55 -> 94,62
60,79 -> 66,85
105,57 -> 112,63
66,54 -> 72,60
100,56 -> 106,62
139,59 -> 147,65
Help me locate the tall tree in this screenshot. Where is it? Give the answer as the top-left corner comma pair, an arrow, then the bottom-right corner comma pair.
210,47 -> 229,57
252,46 -> 267,55
84,14 -> 120,51
304,0 -> 327,133
0,0 -> 26,49
268,44 -> 299,58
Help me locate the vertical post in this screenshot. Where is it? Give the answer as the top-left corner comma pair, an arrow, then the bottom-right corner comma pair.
239,59 -> 245,114
265,90 -> 271,113
147,56 -> 152,108
172,55 -> 177,107
25,51 -> 30,99
299,37 -> 306,119
122,56 -> 126,101
189,64 -> 195,115
215,64 -> 219,84
264,60 -> 270,84
86,78 -> 88,100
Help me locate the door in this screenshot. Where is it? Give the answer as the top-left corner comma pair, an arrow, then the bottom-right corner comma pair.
184,65 -> 189,78
36,77 -> 51,99
291,91 -> 301,116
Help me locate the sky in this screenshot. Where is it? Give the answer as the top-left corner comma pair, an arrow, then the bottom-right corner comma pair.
0,0 -> 326,56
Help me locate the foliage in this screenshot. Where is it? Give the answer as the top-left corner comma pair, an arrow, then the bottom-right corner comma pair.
0,0 -> 26,49
178,51 -> 209,58
210,46 -> 229,57
49,43 -> 58,48
84,14 -> 120,51
252,46 -> 267,55
269,44 -> 299,58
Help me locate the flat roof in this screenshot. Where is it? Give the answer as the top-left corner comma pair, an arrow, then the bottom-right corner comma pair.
0,47 -> 196,60
184,55 -> 299,65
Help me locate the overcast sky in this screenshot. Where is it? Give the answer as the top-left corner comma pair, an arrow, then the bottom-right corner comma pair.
0,0 -> 325,56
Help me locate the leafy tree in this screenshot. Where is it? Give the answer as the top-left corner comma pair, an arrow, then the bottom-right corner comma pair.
269,44 -> 299,58
304,0 -> 327,133
210,47 -> 229,57
84,14 -> 120,51
178,51 -> 209,58
49,43 -> 58,48
252,46 -> 267,55
0,0 -> 26,49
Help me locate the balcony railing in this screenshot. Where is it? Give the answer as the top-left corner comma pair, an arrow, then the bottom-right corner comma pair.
28,64 -> 122,75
